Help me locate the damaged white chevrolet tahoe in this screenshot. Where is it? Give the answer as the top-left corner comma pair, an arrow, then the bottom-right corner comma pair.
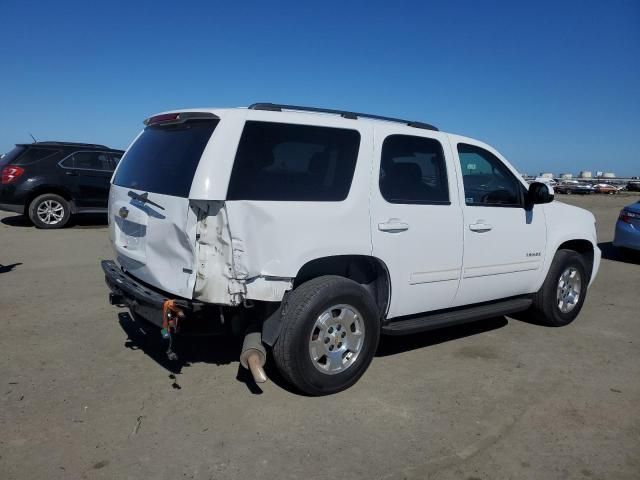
102,103 -> 600,395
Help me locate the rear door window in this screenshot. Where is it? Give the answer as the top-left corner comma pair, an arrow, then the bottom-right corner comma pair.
110,153 -> 122,167
227,121 -> 361,201
379,135 -> 450,204
61,151 -> 112,171
113,120 -> 218,197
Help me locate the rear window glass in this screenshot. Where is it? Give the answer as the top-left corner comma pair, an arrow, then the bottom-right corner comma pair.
113,120 -> 218,197
1,147 -> 25,167
3,146 -> 59,165
227,121 -> 361,201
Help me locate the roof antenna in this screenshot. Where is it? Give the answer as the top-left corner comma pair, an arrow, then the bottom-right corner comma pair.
29,132 -> 38,143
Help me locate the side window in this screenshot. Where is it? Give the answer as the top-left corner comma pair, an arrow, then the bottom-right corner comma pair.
65,152 -> 112,171
110,154 -> 122,167
379,135 -> 449,204
227,121 -> 361,201
59,154 -> 75,168
457,143 -> 523,207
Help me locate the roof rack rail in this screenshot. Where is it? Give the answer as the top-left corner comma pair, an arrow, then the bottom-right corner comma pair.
30,141 -> 112,149
248,103 -> 438,131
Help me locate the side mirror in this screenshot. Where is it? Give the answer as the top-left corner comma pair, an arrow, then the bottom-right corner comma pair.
527,182 -> 554,207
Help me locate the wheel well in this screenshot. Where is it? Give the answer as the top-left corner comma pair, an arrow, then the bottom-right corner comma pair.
294,255 -> 390,318
24,188 -> 75,215
558,239 -> 594,280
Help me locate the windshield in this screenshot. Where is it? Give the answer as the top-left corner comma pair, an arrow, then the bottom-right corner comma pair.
113,120 -> 218,197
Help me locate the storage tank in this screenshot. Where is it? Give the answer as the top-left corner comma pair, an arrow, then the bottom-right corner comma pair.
603,172 -> 616,178
560,173 -> 573,179
579,171 -> 593,178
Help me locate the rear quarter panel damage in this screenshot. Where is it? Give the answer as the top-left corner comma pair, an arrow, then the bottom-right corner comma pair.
192,199 -> 372,304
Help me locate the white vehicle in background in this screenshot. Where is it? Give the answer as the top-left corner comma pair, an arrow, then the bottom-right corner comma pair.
102,103 -> 600,395
533,177 -> 557,187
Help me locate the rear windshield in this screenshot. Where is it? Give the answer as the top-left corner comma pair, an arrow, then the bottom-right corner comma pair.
113,120 -> 218,197
1,147 -> 25,166
1,146 -> 59,166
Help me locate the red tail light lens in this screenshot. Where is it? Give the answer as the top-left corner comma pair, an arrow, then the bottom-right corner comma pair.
1,165 -> 24,184
619,210 -> 639,224
144,113 -> 180,126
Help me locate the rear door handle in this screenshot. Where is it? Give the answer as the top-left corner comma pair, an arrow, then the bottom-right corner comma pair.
65,171 -> 79,176
469,223 -> 493,232
378,220 -> 409,232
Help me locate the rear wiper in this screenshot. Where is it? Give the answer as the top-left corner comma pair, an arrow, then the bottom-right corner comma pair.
128,190 -> 165,210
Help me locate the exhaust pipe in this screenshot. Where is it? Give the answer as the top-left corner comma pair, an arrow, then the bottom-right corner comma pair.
239,332 -> 268,384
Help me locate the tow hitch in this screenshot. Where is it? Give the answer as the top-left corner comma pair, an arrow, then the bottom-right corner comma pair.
161,300 -> 185,361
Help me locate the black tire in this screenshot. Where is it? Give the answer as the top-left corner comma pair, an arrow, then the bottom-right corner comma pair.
28,193 -> 71,229
529,249 -> 589,327
273,275 -> 380,396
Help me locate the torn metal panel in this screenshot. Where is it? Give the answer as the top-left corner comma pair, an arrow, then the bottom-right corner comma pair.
192,200 -> 243,305
192,200 -> 293,304
245,276 -> 293,302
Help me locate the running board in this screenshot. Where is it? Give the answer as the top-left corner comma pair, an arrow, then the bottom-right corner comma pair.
381,298 -> 532,336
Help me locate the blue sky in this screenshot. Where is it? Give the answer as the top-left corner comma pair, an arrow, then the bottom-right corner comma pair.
1,0 -> 638,176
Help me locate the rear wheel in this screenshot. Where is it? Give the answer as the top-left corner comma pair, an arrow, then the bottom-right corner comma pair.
273,276 -> 380,396
28,194 -> 71,229
529,249 -> 588,327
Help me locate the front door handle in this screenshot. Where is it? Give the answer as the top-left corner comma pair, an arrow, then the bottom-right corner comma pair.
469,223 -> 493,232
378,219 -> 409,232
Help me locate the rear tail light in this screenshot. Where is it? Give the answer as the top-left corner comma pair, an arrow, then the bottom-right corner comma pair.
619,210 -> 639,224
1,165 -> 24,184
144,113 -> 180,126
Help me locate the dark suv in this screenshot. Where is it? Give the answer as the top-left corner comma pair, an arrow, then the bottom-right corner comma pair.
0,142 -> 124,228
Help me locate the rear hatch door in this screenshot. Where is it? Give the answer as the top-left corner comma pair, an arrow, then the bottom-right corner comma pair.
109,113 -> 219,298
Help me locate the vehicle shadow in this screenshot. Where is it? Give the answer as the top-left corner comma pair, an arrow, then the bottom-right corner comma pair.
117,312 -> 275,395
0,262 -> 22,274
118,312 -> 513,395
1,213 -> 107,229
1,215 -> 31,227
376,316 -> 508,357
70,213 -> 108,229
598,241 -> 640,265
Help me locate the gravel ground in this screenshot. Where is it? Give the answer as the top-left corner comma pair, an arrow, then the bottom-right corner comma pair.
1,194 -> 639,480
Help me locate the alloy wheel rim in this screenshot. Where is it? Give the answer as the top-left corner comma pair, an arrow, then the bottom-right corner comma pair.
36,200 -> 64,225
556,267 -> 582,313
308,304 -> 365,375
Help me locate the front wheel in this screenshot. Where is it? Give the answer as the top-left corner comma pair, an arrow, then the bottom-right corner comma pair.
273,276 -> 380,395
529,249 -> 589,327
28,193 -> 71,229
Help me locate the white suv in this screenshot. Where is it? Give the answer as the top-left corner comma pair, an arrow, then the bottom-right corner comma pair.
102,103 -> 600,395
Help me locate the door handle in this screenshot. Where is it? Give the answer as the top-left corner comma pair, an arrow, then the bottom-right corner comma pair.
378,220 -> 409,232
65,171 -> 79,176
469,223 -> 493,232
